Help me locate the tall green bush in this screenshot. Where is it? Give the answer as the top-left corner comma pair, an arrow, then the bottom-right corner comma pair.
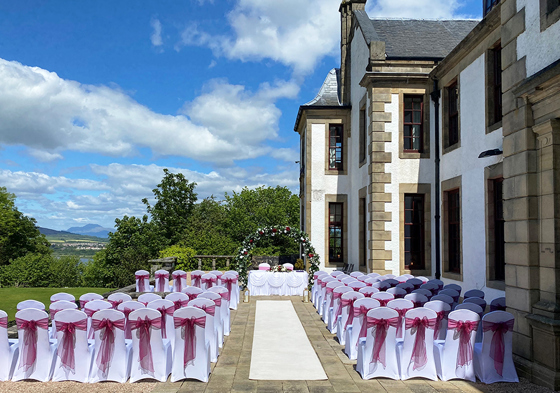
0,253 -> 53,287
159,245 -> 196,271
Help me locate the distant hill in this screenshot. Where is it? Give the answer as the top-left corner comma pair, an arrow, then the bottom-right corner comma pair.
38,227 -> 109,244
38,227 -> 73,236
66,224 -> 112,238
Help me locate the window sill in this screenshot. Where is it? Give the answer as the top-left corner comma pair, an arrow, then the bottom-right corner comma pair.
325,170 -> 347,176
442,142 -> 461,155
486,120 -> 502,134
442,271 -> 463,282
402,268 -> 431,277
486,279 -> 505,291
359,159 -> 367,169
399,151 -> 430,160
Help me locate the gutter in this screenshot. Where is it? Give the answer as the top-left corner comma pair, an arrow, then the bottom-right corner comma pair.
430,78 -> 441,280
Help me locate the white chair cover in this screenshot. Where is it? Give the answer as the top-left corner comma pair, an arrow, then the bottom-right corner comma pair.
474,311 -> 518,383
12,308 -> 56,382
16,300 -> 45,312
171,307 -> 211,382
190,270 -> 205,288
210,270 -> 223,286
201,273 -> 218,291
464,289 -> 485,299
350,271 -> 364,278
330,271 -> 343,278
283,263 -> 294,271
344,298 -> 381,360
138,293 -> 162,306
431,294 -> 454,308
107,292 -> 132,310
416,276 -> 429,283
147,299 -> 176,353
404,293 -> 429,308
356,307 -> 400,380
371,292 -> 395,307
383,274 -> 397,280
188,298 -> 219,363
165,292 -> 190,313
184,286 -> 204,302
316,276 -> 336,314
359,287 -> 379,297
135,269 -> 152,293
349,281 -> 367,292
49,300 -> 78,339
208,286 -> 231,336
154,269 -> 171,293
434,309 -> 480,381
51,309 -> 92,382
395,275 -> 409,283
128,308 -> 172,383
89,309 -> 131,383
312,275 -> 327,309
50,292 -> 75,303
322,281 -> 345,322
335,291 -> 364,343
328,287 -> 354,334
220,272 -> 239,310
443,283 -> 462,295
117,301 -> 145,340
336,273 -> 350,281
367,273 -> 381,279
456,303 -> 484,343
0,310 -> 17,381
84,300 -> 112,340
341,277 -> 357,286
79,293 -> 103,309
424,300 -> 452,341
387,287 -> 407,299
397,308 -> 438,381
356,275 -> 369,283
258,263 -> 271,271
172,270 -> 188,293
386,299 -> 414,340
198,292 -> 224,347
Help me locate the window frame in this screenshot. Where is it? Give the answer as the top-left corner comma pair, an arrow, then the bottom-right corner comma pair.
442,176 -> 462,281
324,194 -> 348,267
328,124 -> 343,171
483,0 -> 500,17
359,95 -> 367,167
486,42 -> 503,132
328,202 -> 344,263
448,82 -> 459,147
442,79 -> 461,154
358,187 -> 368,270
540,0 -> 560,31
485,163 -> 505,290
399,90 -> 430,159
404,193 -> 425,271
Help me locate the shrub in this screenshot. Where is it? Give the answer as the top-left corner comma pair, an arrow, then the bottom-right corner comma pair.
0,253 -> 53,287
295,259 -> 304,270
50,256 -> 84,287
159,245 -> 197,271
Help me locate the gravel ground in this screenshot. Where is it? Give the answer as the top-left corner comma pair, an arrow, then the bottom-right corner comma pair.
461,377 -> 558,393
0,381 -> 156,393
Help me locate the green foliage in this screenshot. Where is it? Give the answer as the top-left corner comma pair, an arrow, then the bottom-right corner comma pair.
142,168 -> 197,244
295,259 -> 304,270
49,256 -> 85,287
0,253 -> 53,287
0,187 -> 51,265
81,250 -> 115,288
159,245 -> 197,271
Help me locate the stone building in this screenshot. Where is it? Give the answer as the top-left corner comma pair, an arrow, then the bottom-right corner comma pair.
294,0 -> 560,388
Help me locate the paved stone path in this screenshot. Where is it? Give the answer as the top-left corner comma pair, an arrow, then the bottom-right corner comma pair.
151,296 -> 555,393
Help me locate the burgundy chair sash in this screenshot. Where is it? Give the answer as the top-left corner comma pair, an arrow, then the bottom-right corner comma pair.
320,281 -> 328,288
448,319 -> 478,369
433,310 -> 450,339
84,308 -> 97,338
157,306 -> 175,339
92,317 -> 125,374
131,316 -> 162,374
201,277 -> 217,288
194,304 -> 215,316
212,297 -> 222,307
222,276 -> 237,301
109,299 -> 123,309
122,308 -> 135,339
333,292 -> 345,321
56,319 -> 88,373
79,300 -> 89,309
186,293 -> 199,301
16,317 -> 49,372
412,301 -> 424,308
482,319 -> 514,376
366,316 -> 400,368
173,300 -> 189,312
174,316 -> 206,368
135,274 -> 150,292
342,298 -> 358,330
405,316 -> 437,370
377,298 -> 390,307
155,273 -> 168,292
49,308 -> 61,320
191,273 -> 202,288
354,306 -> 374,342
394,308 -> 413,338
172,272 -> 187,292
0,316 -> 7,329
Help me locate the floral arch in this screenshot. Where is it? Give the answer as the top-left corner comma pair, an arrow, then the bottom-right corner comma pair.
234,226 -> 320,290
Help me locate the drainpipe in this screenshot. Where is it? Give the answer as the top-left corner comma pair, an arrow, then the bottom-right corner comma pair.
430,78 -> 441,280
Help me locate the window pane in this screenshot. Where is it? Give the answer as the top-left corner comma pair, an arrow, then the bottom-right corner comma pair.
404,111 -> 412,123
413,99 -> 422,110
413,111 -> 422,124
404,97 -> 413,109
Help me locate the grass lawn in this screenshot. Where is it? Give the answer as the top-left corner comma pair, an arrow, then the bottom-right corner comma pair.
0,287 -> 115,321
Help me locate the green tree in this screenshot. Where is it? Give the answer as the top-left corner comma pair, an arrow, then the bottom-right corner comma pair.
0,253 -> 53,287
0,187 -> 51,265
50,255 -> 85,287
159,245 -> 197,271
142,169 -> 197,244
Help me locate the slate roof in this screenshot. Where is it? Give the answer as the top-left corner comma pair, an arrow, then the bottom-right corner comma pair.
303,68 -> 342,107
354,10 -> 479,60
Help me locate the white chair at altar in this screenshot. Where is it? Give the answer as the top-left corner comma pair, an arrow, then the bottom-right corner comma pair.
258,263 -> 270,271
12,308 -> 56,382
336,291 -> 364,344
147,299 -> 176,352
283,263 -> 294,271
201,273 -> 218,290
171,270 -> 188,293
188,298 -> 219,363
474,311 -> 518,384
51,309 -> 91,382
396,308 -> 438,381
220,273 -> 239,311
424,300 -> 452,341
171,307 -> 211,382
208,286 -> 230,336
387,299 -> 414,341
16,300 -> 45,312
135,270 -> 152,293
190,270 -> 204,288
322,281 -> 345,322
210,270 -> 223,286
0,310 -> 17,381
154,270 -> 171,293
434,309 -> 479,382
107,292 -> 132,309
49,300 -> 78,339
165,292 -> 190,313
89,309 -> 131,383
50,292 -> 75,304
84,300 -> 112,340
138,293 -> 162,306
117,301 -> 145,341
184,286 -> 203,301
328,286 -> 354,334
199,292 -> 224,346
128,308 -> 171,383
356,307 -> 400,380
79,293 -> 103,309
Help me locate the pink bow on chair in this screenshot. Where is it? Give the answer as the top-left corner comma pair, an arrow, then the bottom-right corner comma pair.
121,308 -> 135,340
354,305 -> 374,342
56,319 -> 88,373
92,318 -> 125,374
448,319 -> 478,369
333,292 -> 345,321
156,305 -> 175,339
405,316 -> 437,370
186,293 -> 199,302
131,316 -> 162,374
433,310 -> 450,339
109,299 -> 123,309
366,316 -> 400,368
155,273 -> 168,292
482,319 -> 514,376
0,316 -> 7,329
193,304 -> 215,316
201,276 -> 217,288
79,299 -> 89,309
394,308 -> 413,339
222,276 -> 237,301
174,315 -> 206,368
16,317 -> 49,372
173,300 -> 189,312
172,272 -> 187,292
49,308 -> 62,320
135,274 -> 150,292
377,298 -> 390,307
342,298 -> 357,330
191,273 -> 202,288
212,297 -> 222,307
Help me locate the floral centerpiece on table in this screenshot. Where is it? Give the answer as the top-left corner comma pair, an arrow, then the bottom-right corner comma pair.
270,265 -> 289,273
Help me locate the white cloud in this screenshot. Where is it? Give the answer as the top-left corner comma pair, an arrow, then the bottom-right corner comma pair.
177,0 -> 342,75
27,148 -> 63,162
270,148 -> 299,162
366,0 -> 462,19
150,18 -> 163,47
0,59 -> 298,165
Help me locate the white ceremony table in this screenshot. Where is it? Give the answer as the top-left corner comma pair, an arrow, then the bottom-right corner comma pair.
248,271 -> 309,296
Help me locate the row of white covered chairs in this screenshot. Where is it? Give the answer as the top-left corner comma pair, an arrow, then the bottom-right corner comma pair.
1,288 -> 233,383
134,270 -> 240,310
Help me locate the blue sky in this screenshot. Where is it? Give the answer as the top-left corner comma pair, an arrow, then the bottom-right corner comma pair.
0,0 -> 482,231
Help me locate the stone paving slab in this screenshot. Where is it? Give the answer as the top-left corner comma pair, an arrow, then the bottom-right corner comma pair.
150,296 -> 556,393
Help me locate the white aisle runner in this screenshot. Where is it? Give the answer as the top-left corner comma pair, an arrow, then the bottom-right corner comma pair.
249,300 -> 327,380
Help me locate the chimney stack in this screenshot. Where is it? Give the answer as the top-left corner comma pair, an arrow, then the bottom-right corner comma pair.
339,0 -> 366,106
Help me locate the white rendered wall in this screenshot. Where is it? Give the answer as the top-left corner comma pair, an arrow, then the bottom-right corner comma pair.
517,0 -> 560,77
437,54 -> 505,301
